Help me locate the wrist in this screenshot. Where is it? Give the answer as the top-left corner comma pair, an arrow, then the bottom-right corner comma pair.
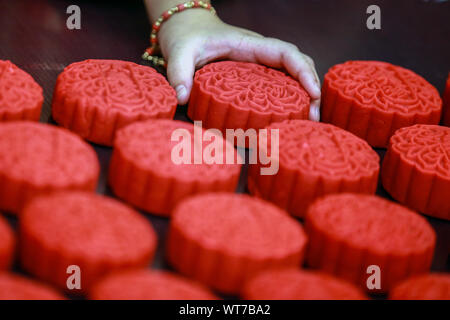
145,0 -> 211,23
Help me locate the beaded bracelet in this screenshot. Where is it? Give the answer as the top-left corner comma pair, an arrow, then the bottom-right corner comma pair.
142,1 -> 216,68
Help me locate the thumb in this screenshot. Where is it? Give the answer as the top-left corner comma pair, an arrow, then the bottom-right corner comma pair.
166,45 -> 196,105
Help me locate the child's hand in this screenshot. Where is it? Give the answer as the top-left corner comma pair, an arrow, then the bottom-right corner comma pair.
153,6 -> 321,121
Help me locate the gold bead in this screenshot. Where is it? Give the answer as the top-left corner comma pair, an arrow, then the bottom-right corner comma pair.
198,1 -> 204,5
142,52 -> 149,59
172,6 -> 178,12
157,17 -> 163,23
155,21 -> 160,26
168,9 -> 173,15
202,3 -> 208,8
150,33 -> 156,39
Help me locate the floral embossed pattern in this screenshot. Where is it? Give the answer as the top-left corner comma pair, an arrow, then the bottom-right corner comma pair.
0,122 -> 99,213
321,61 -> 442,147
391,125 -> 450,178
167,193 -> 307,294
274,120 -> 379,178
248,120 -> 379,217
0,60 -> 43,121
52,59 -> 177,146
382,124 -> 450,220
326,61 -> 440,113
305,193 -> 436,292
109,120 -> 241,216
188,61 -> 310,134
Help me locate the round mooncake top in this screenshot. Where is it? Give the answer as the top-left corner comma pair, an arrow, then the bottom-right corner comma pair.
0,273 -> 64,300
325,61 -> 441,115
389,124 -> 450,179
194,61 -> 310,114
306,193 -> 436,255
390,273 -> 450,300
21,192 -> 157,262
56,59 -> 177,116
242,268 -> 367,300
0,60 -> 43,116
264,120 -> 379,179
114,119 -> 241,181
0,122 -> 99,186
172,193 -> 307,258
90,270 -> 217,300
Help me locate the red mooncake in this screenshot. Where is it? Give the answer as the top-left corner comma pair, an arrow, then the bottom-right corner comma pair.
321,61 -> 442,147
242,268 -> 367,300
188,61 -> 310,141
441,73 -> 450,126
247,120 -> 379,218
389,273 -> 450,300
0,215 -> 14,270
52,59 -> 177,146
109,119 -> 241,216
19,192 -> 157,293
89,270 -> 217,300
382,124 -> 450,220
0,60 -> 43,121
305,193 -> 436,292
0,273 -> 64,300
0,122 -> 99,214
167,193 -> 307,294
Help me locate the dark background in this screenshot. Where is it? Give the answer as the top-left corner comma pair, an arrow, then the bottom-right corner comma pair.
0,0 -> 448,298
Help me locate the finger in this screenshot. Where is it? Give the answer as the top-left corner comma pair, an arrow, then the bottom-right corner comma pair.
309,97 -> 321,121
303,54 -> 321,88
302,54 -> 321,121
166,43 -> 196,105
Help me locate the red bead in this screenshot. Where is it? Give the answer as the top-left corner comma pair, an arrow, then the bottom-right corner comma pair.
177,4 -> 185,11
152,23 -> 160,31
162,11 -> 171,20
146,47 -> 154,55
206,3 -> 211,9
151,37 -> 157,44
193,1 -> 200,7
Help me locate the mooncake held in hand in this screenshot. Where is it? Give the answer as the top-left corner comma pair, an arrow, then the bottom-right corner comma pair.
52,59 -> 177,146
109,119 -> 241,216
321,61 -> 442,147
188,61 -> 310,142
242,268 -> 367,300
89,270 -> 218,300
0,122 -> 99,214
19,192 -> 157,293
0,60 -> 43,121
248,119 -> 379,218
382,124 -> 450,220
167,193 -> 307,294
305,193 -> 436,293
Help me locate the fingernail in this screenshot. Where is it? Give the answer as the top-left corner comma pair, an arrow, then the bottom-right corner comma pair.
310,106 -> 320,122
312,84 -> 321,99
175,85 -> 187,102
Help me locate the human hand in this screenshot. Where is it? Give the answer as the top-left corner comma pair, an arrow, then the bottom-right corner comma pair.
153,6 -> 322,121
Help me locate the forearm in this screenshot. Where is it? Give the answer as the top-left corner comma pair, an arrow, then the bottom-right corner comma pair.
144,0 -> 211,23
